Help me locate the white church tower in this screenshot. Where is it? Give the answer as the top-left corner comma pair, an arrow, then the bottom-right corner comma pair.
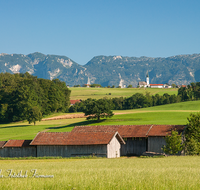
146,72 -> 150,87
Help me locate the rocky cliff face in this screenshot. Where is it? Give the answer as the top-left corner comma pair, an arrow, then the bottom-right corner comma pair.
0,52 -> 200,87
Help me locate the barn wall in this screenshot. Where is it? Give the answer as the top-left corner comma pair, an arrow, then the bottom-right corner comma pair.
36,145 -> 107,157
121,138 -> 147,156
0,148 -> 5,157
148,137 -> 166,153
0,147 -> 36,157
107,136 -> 121,158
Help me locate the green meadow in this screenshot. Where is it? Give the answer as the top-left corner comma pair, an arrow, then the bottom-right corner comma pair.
0,100 -> 200,140
1,94 -> 200,190
0,156 -> 200,190
69,87 -> 178,100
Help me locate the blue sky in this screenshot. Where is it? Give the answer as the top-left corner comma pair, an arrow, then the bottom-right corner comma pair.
0,0 -> 200,65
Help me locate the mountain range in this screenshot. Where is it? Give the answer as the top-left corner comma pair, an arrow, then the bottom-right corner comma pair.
0,52 -> 200,87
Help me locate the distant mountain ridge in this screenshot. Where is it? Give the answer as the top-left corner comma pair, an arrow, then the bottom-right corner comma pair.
0,52 -> 200,87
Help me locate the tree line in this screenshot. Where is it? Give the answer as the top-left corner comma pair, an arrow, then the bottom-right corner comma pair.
0,72 -> 71,123
69,92 -> 181,112
70,82 -> 200,113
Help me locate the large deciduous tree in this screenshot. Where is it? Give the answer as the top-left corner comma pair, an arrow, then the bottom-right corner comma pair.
83,99 -> 113,121
27,106 -> 42,125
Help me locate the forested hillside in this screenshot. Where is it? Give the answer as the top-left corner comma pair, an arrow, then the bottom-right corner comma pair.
0,72 -> 70,123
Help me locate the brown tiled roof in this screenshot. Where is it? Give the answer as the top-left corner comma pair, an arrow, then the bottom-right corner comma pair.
0,141 -> 7,148
147,125 -> 185,136
4,140 -> 32,147
30,131 -> 125,146
30,132 -> 70,146
66,131 -> 124,145
72,125 -> 152,138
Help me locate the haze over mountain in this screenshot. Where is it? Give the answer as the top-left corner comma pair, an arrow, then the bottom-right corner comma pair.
0,52 -> 200,87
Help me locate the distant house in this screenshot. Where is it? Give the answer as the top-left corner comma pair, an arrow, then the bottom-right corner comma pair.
138,73 -> 175,88
150,84 -> 164,88
164,84 -> 172,88
70,99 -> 82,106
138,81 -> 147,88
30,131 -> 125,158
138,74 -> 150,88
1,140 -> 36,157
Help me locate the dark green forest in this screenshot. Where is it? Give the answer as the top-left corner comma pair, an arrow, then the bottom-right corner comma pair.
0,72 -> 71,123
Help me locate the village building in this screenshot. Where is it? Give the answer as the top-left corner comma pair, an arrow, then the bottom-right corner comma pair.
150,84 -> 164,88
70,99 -> 82,106
138,73 -> 150,88
138,73 -> 173,88
30,131 -> 125,158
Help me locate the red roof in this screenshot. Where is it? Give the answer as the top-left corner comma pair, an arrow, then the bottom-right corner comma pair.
147,125 -> 185,136
30,132 -> 70,145
72,125 -> 185,137
0,141 -> 7,148
72,125 -> 152,138
150,84 -> 164,86
30,132 -> 125,146
4,140 -> 32,147
70,100 -> 81,105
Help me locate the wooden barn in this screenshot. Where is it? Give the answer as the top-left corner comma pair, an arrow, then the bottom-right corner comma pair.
1,140 -> 36,157
30,131 -> 125,158
72,125 -> 186,156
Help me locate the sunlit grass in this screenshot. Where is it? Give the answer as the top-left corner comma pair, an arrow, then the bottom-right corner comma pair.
69,87 -> 178,100
0,156 -> 200,190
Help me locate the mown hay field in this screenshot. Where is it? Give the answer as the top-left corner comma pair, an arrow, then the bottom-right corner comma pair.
0,156 -> 200,190
69,87 -> 178,100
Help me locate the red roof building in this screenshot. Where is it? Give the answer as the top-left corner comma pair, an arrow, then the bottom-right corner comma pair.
70,99 -> 81,105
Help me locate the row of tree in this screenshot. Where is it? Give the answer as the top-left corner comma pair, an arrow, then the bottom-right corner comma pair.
0,72 -> 71,123
178,82 -> 200,101
69,92 -> 181,113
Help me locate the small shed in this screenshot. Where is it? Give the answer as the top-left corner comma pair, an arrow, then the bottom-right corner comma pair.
2,140 -> 36,157
30,131 -> 125,158
147,125 -> 186,154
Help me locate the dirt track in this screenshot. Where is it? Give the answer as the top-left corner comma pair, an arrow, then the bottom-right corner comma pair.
41,112 -> 126,121
41,114 -> 86,121
41,110 -> 195,121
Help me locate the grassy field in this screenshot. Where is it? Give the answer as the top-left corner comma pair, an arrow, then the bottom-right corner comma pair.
69,87 -> 178,100
0,156 -> 200,190
1,100 -> 200,140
